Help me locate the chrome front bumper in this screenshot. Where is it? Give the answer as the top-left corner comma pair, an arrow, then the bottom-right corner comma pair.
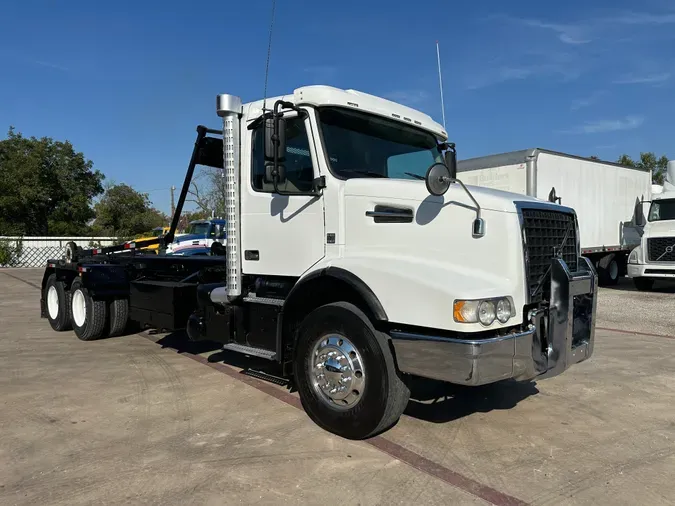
390,256 -> 598,386
627,262 -> 675,278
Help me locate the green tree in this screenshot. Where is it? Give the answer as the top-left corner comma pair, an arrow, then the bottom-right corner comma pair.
93,183 -> 168,239
0,127 -> 104,236
617,152 -> 669,184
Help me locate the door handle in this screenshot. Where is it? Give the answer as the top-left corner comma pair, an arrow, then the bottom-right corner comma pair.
365,206 -> 414,223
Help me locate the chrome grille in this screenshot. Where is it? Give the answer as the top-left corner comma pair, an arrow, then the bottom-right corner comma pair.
648,237 -> 675,262
521,208 -> 578,303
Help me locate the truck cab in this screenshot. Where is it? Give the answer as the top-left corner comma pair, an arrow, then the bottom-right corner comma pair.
628,162 -> 675,290
166,218 -> 226,254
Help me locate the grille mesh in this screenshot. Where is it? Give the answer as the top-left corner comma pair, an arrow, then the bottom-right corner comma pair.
647,237 -> 675,262
521,209 -> 578,303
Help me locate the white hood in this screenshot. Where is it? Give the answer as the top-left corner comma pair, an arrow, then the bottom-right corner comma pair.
644,219 -> 675,237
343,178 -> 542,213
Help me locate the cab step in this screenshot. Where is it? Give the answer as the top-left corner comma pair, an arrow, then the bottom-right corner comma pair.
244,368 -> 289,386
221,342 -> 277,360
243,295 -> 284,306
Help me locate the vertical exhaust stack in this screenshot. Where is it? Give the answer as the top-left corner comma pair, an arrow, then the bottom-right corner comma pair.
217,94 -> 243,299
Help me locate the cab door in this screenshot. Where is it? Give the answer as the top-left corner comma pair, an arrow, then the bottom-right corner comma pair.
240,110 -> 325,277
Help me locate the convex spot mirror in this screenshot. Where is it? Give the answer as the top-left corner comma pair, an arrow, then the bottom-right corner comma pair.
425,162 -> 453,196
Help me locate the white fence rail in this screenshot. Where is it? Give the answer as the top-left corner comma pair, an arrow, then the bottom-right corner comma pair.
0,236 -> 119,268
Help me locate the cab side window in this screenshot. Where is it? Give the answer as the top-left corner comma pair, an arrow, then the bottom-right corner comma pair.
251,116 -> 315,192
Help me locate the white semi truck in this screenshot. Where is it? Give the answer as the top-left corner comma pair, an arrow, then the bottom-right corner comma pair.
627,161 -> 675,289
40,85 -> 598,439
456,150 -> 652,285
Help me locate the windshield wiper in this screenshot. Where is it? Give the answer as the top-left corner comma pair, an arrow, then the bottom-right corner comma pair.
404,172 -> 425,180
346,169 -> 387,178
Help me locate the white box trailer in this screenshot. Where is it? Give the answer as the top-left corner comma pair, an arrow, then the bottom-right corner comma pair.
457,148 -> 652,285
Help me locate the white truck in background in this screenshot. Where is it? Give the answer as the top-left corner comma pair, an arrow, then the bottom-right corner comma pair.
40,86 -> 598,439
457,149 -> 652,285
627,161 -> 675,290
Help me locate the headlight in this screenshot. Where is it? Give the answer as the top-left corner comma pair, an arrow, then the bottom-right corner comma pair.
496,298 -> 512,323
628,248 -> 639,264
453,296 -> 516,326
478,300 -> 496,326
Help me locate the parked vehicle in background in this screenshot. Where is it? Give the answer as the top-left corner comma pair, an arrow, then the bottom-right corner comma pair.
627,161 -> 675,290
457,149 -> 652,285
165,218 -> 225,254
131,226 -> 170,254
166,245 -> 217,256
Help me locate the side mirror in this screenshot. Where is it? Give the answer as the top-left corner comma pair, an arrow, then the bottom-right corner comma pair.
444,148 -> 457,179
264,117 -> 286,162
635,200 -> 645,226
548,187 -> 561,204
425,162 -> 452,196
264,163 -> 286,184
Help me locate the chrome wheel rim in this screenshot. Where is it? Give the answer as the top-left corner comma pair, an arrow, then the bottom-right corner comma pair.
47,286 -> 59,319
308,334 -> 365,410
72,290 -> 86,327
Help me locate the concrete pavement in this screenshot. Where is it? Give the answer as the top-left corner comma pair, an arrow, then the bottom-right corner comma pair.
1,268 -> 674,505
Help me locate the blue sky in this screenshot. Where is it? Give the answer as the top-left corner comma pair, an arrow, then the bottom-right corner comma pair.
1,0 -> 674,213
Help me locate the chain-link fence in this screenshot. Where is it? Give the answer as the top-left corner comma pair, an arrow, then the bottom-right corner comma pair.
0,237 -> 118,268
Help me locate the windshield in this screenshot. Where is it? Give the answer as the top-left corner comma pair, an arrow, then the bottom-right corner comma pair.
648,199 -> 675,222
317,107 -> 443,180
187,222 -> 210,236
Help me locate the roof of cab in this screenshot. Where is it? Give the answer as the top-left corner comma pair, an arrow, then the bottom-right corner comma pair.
242,85 -> 447,140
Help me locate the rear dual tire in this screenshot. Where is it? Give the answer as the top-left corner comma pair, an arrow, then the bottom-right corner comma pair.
70,278 -> 108,341
108,298 -> 130,337
293,302 -> 410,440
45,274 -> 72,332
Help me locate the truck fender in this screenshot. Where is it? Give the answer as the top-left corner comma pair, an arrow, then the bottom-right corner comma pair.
299,255 -> 524,333
283,267 -> 388,322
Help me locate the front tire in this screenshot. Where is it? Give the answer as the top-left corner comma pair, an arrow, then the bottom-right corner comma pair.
70,278 -> 108,341
44,274 -> 72,331
598,255 -> 620,286
633,277 -> 654,291
293,301 -> 410,440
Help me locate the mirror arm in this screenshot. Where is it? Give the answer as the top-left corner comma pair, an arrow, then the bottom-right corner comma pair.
444,176 -> 485,237
446,177 -> 482,222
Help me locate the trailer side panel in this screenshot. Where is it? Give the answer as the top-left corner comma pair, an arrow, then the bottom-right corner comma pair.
458,162 -> 528,195
535,152 -> 651,252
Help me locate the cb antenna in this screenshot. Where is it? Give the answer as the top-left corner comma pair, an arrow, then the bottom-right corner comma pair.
262,0 -> 277,113
436,40 -> 446,130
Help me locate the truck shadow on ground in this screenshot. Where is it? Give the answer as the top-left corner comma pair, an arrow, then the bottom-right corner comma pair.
603,277 -> 675,293
153,331 -> 293,387
403,376 -> 539,424
152,330 -> 539,424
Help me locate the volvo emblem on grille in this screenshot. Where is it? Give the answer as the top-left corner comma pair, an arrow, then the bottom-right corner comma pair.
656,243 -> 675,261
